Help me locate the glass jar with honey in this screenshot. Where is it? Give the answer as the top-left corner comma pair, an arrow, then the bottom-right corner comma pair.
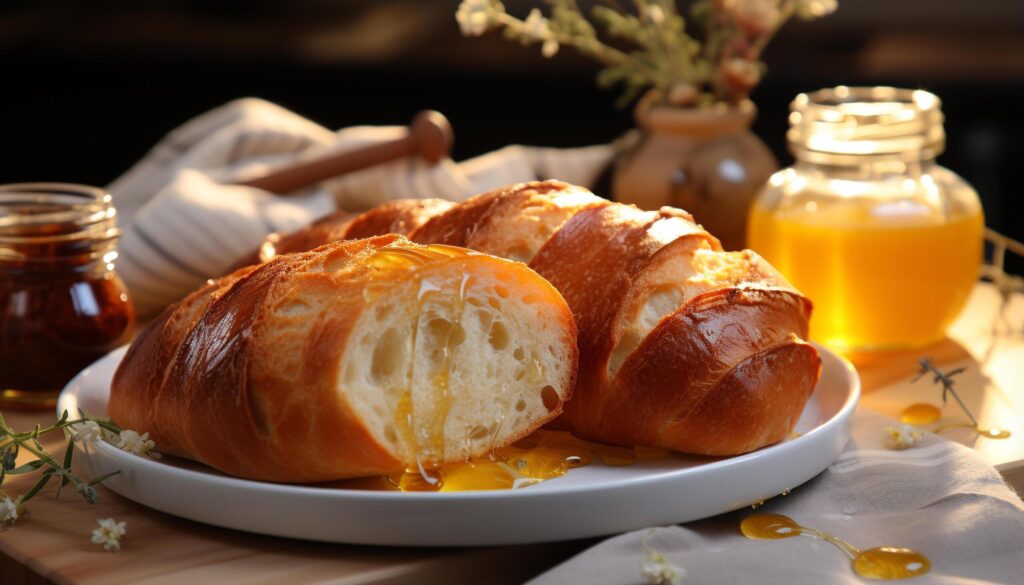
748,87 -> 984,352
0,183 -> 135,409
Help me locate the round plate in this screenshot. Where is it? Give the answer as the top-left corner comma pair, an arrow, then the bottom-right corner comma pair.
58,344 -> 859,546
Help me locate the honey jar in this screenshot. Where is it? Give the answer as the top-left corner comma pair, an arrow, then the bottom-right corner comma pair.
0,183 -> 135,409
748,87 -> 984,352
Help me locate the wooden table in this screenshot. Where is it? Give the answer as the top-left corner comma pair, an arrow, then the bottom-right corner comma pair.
1,283 -> 1021,585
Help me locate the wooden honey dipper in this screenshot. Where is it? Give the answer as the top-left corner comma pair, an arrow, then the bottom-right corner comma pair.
239,110 -> 453,195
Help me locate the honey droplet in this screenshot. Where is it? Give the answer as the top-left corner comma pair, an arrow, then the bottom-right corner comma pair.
979,428 -> 1011,439
742,514 -> 931,580
900,403 -> 941,425
740,514 -> 802,539
852,547 -> 931,580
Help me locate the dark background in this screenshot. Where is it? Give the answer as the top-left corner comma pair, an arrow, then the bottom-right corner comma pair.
2,0 -> 1022,270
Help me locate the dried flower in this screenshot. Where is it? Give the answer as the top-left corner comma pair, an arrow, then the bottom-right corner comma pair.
455,0 -> 498,37
71,421 -> 104,444
640,529 -> 684,585
457,0 -> 838,106
116,430 -> 160,460
1,495 -> 19,525
91,518 -> 127,552
521,8 -> 559,57
885,425 -> 923,450
721,58 -> 762,94
912,359 -> 975,427
796,0 -> 839,19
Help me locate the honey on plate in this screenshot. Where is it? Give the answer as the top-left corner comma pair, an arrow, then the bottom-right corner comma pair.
338,429 -> 670,492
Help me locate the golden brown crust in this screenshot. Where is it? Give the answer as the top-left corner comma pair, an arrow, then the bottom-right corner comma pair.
343,198 -> 455,240
110,266 -> 256,455
595,288 -> 818,454
110,235 -> 578,482
231,199 -> 455,270
409,180 -> 820,455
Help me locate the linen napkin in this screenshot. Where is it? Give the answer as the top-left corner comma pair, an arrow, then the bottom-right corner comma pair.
527,408 -> 1024,585
107,98 -> 613,315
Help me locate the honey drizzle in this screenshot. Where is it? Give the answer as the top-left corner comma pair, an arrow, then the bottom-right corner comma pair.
899,403 -> 1011,440
741,514 -> 931,580
341,430 -> 671,492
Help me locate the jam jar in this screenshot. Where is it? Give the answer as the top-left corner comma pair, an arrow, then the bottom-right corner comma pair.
0,183 -> 135,409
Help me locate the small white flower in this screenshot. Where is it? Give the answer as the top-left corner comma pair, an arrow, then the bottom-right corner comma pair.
541,39 -> 559,58
71,421 -> 103,444
456,0 -> 496,37
117,430 -> 161,459
885,424 -> 923,450
522,8 -> 551,40
641,551 -> 683,585
1,496 -> 19,525
646,5 -> 666,24
91,518 -> 126,552
796,0 -> 838,19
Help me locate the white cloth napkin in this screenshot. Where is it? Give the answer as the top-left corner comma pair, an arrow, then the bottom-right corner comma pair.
528,408 -> 1024,585
108,98 -> 613,315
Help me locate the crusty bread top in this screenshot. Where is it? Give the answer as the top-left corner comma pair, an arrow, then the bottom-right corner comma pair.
409,181 -> 609,262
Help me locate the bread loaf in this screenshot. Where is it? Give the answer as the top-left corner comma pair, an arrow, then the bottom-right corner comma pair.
245,181 -> 821,456
110,235 -> 578,482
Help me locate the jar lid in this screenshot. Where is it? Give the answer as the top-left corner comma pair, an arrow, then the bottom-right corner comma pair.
787,86 -> 945,162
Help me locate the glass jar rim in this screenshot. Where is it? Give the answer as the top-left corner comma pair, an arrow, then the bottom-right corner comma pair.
0,183 -> 119,253
787,86 -> 945,163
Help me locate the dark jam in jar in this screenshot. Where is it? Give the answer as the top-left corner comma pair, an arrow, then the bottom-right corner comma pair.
0,183 -> 135,409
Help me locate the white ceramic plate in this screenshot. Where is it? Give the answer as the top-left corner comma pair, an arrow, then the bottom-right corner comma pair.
58,344 -> 858,546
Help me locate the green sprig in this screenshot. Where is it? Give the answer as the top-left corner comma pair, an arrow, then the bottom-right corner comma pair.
0,410 -> 122,513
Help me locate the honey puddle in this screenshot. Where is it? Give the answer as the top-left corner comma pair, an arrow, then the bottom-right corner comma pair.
338,429 -> 671,492
741,514 -> 931,580
899,404 -> 1010,440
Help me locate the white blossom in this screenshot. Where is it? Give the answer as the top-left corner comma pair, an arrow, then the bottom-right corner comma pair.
541,39 -> 559,58
71,421 -> 103,444
522,9 -> 550,39
646,5 -> 666,24
91,518 -> 126,552
885,424 -> 923,450
796,0 -> 838,19
641,551 -> 683,585
1,496 -> 18,525
456,0 -> 497,37
117,430 -> 160,459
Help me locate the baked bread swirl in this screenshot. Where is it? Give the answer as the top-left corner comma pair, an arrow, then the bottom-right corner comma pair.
237,181 -> 821,456
110,235 -> 578,482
